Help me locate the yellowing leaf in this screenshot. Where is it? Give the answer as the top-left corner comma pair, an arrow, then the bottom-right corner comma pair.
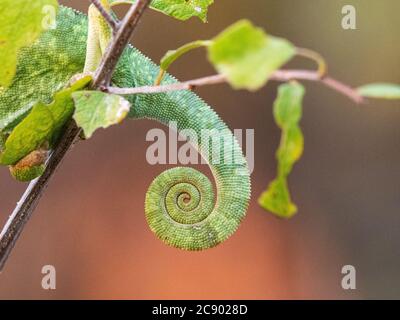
72,91 -> 130,139
208,20 -> 295,91
260,178 -> 297,218
10,163 -> 45,182
0,0 -> 58,87
358,83 -> 400,100
258,82 -> 305,218
9,148 -> 48,182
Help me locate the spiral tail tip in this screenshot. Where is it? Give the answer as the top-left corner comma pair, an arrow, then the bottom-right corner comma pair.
145,167 -> 249,250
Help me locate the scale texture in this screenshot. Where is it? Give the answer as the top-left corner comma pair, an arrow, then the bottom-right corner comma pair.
0,6 -> 251,250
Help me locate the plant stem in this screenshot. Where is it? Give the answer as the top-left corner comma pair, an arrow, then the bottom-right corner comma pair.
296,47 -> 328,77
109,74 -> 228,94
107,70 -> 364,104
154,40 -> 213,85
271,70 -> 364,104
0,0 -> 151,272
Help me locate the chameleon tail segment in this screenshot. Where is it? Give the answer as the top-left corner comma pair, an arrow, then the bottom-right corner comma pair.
118,52 -> 251,249
142,103 -> 251,249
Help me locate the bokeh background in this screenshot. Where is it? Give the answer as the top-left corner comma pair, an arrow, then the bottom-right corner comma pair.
0,0 -> 399,299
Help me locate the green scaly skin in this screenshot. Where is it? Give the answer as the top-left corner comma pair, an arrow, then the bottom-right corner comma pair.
0,6 -> 251,250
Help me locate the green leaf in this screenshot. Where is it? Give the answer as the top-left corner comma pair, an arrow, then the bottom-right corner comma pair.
72,91 -> 130,139
357,83 -> 400,100
208,20 -> 295,91
0,102 -> 54,165
110,0 -> 213,22
0,76 -> 91,165
0,0 -> 58,88
258,82 -> 305,218
152,0 -> 213,22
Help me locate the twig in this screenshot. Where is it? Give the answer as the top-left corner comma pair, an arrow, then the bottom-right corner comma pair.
89,0 -> 119,31
270,70 -> 364,104
108,74 -> 227,94
0,0 -> 151,272
107,70 -> 364,104
296,47 -> 328,77
321,77 -> 364,104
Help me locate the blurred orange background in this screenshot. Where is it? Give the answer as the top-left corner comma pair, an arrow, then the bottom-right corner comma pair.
0,0 -> 399,299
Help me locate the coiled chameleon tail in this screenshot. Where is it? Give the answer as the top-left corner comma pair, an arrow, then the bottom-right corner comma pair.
145,167 -> 217,249
143,126 -> 250,249
126,78 -> 251,249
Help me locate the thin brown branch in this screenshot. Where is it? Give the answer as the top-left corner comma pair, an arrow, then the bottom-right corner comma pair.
270,70 -> 364,104
89,0 -> 119,31
296,47 -> 328,77
107,70 -> 364,104
321,77 -> 364,104
0,0 -> 151,272
108,74 -> 227,94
